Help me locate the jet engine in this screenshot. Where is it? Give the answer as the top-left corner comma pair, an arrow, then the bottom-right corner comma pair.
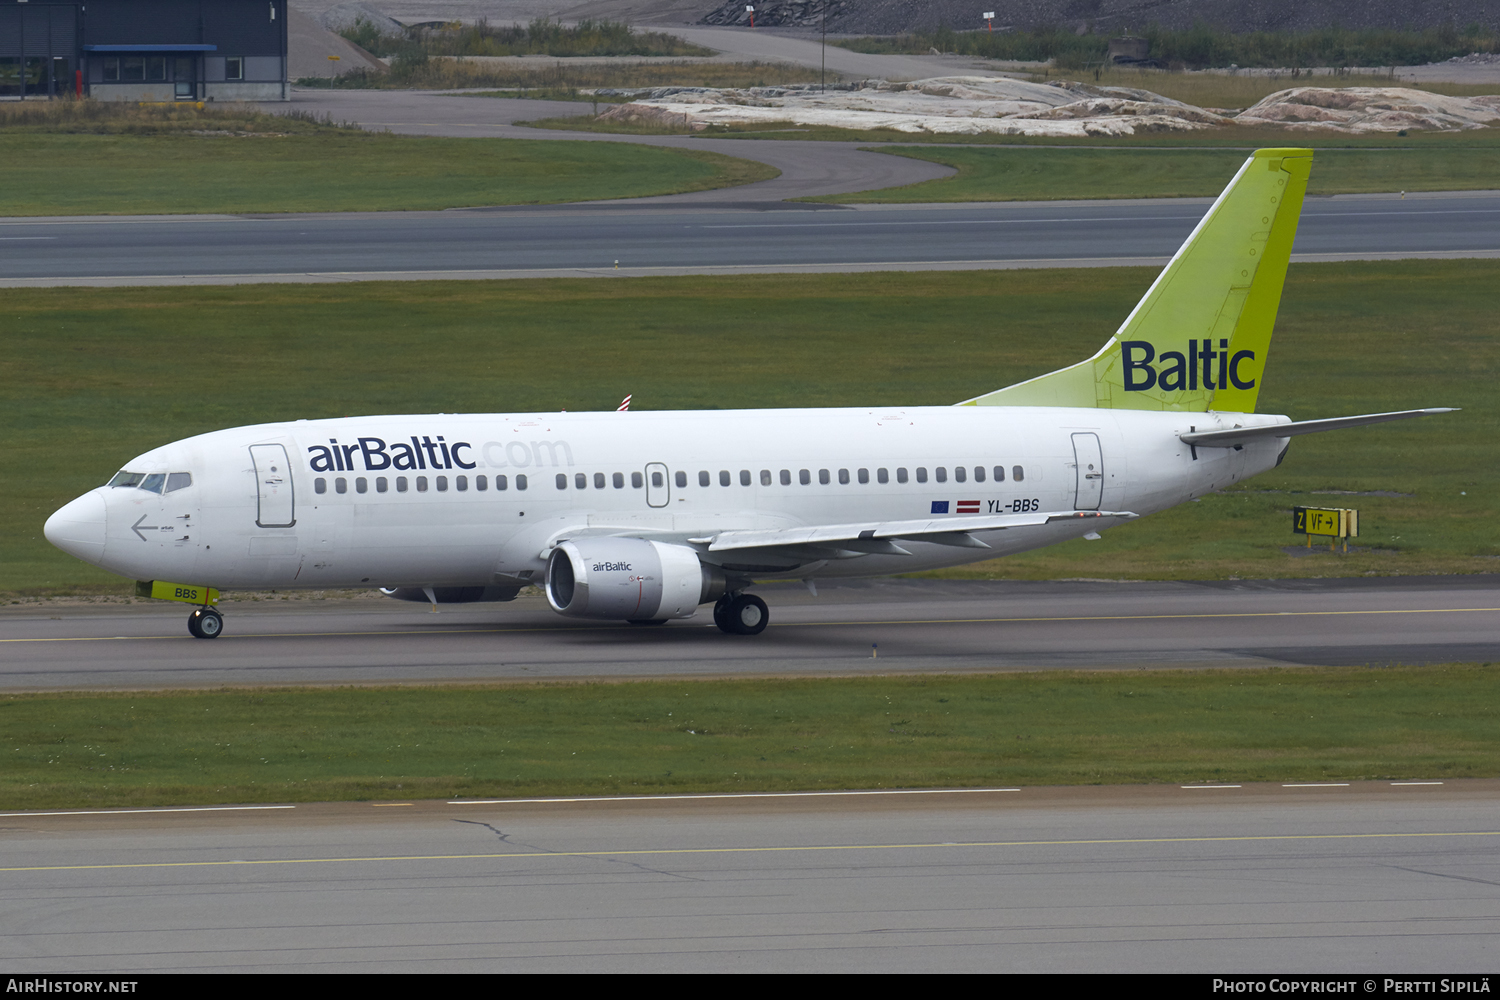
545,538 -> 725,621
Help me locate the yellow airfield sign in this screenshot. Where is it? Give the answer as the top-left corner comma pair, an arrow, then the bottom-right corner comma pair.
1292,506 -> 1358,551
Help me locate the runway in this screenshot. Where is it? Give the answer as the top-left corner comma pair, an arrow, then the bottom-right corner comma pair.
3,782 -> 1498,972
3,191 -> 1498,288
3,576 -> 1496,690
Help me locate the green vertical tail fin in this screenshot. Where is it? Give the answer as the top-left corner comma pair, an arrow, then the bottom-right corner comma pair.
961,148 -> 1313,413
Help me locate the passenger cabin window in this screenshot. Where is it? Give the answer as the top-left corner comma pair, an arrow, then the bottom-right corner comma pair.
633,472 -> 644,489
780,470 -> 791,486
818,469 -> 830,485
495,475 -> 508,491
613,472 -> 624,489
1013,466 -> 1025,482
556,474 -> 567,490
652,471 -> 663,488
897,468 -> 908,483
760,470 -> 772,486
456,476 -> 468,492
935,467 -> 947,483
974,466 -> 985,483
574,473 -> 586,490
516,474 -> 528,491
915,468 -> 927,484
877,468 -> 889,484
396,477 -> 408,492
594,472 -> 605,489
994,466 -> 1005,482
377,477 -> 389,493
699,471 -> 711,487
336,478 -> 348,494
719,470 -> 730,487
315,478 -> 327,494
857,468 -> 869,484
799,469 -> 810,485
740,470 -> 751,487
436,476 -> 448,492
672,471 -> 684,488
356,477 -> 368,494
476,475 -> 487,491
954,467 -> 966,483
416,476 -> 428,492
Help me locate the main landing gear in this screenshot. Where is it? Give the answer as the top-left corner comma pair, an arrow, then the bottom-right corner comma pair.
713,593 -> 768,635
188,606 -> 224,639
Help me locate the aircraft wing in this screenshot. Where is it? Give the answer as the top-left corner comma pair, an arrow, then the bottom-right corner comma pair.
690,510 -> 1138,558
1180,408 -> 1457,448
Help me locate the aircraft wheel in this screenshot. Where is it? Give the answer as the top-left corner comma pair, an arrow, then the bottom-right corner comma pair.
627,619 -> 668,626
190,607 -> 224,639
718,594 -> 768,636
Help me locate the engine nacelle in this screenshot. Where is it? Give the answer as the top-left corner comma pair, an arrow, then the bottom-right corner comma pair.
545,538 -> 725,621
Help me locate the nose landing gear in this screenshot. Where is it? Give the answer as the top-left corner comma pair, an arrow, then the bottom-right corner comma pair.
713,593 -> 769,635
188,606 -> 224,639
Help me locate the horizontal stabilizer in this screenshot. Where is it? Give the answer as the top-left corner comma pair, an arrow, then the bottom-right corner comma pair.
691,510 -> 1138,556
1180,408 -> 1458,447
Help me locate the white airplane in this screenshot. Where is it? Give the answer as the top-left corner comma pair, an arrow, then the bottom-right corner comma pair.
44,147 -> 1452,639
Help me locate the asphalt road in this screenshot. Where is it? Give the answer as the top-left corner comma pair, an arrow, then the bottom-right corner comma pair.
4,782 -> 1498,972
4,191 -> 1498,288
4,577 -> 1496,690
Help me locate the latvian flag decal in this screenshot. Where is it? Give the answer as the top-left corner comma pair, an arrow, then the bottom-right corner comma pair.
956,500 -> 981,514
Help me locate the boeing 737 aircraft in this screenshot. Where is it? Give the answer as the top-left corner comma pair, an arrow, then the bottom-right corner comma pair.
45,147 -> 1452,638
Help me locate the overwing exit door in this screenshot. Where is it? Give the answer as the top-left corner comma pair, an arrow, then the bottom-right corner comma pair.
645,463 -> 670,508
1071,433 -> 1103,510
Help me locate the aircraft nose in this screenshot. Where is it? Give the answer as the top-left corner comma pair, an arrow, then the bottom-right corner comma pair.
44,490 -> 107,564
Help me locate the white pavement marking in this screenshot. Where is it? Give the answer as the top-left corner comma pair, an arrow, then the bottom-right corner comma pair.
6,249 -> 1499,289
0,805 -> 296,817
450,787 -> 1023,805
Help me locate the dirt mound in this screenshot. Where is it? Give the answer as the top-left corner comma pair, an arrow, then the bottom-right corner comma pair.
1238,86 -> 1500,131
598,75 -> 1230,135
596,79 -> 1497,135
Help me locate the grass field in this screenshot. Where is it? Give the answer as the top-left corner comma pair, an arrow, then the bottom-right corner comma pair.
3,665 -> 1494,810
4,261 -> 1494,596
812,144 -> 1500,203
0,133 -> 775,216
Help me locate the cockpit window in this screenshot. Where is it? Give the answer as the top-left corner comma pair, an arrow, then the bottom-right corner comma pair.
107,470 -> 192,492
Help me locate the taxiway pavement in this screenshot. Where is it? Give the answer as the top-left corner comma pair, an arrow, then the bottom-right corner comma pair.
3,576 -> 1496,691
3,190 -> 1497,288
3,782 -> 1497,972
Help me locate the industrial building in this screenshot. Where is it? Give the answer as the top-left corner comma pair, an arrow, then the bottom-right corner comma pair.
0,0 -> 288,101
